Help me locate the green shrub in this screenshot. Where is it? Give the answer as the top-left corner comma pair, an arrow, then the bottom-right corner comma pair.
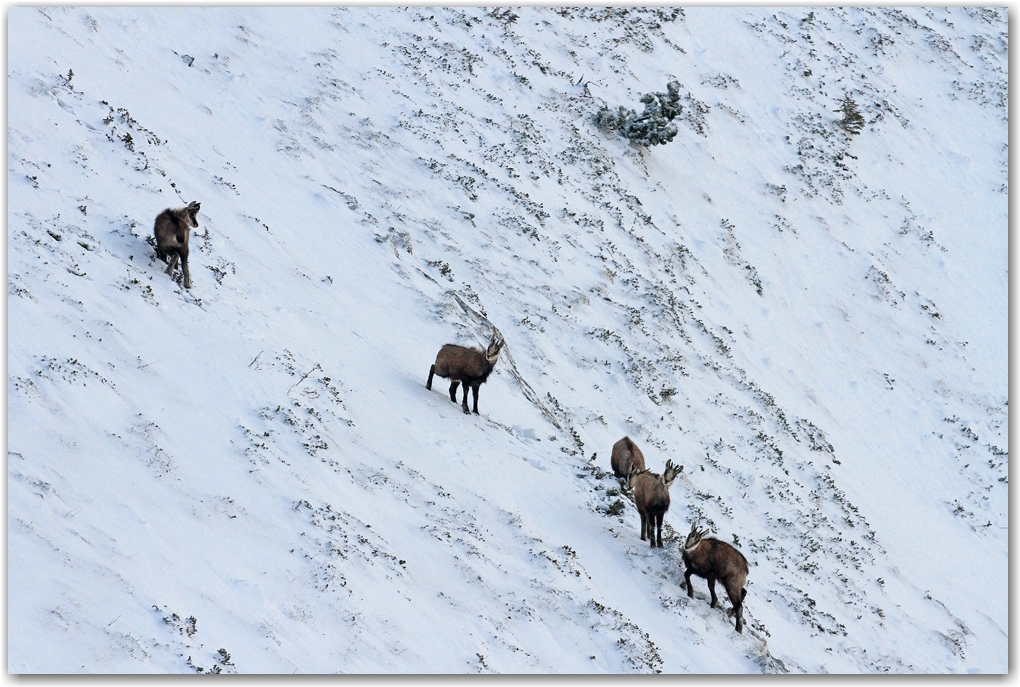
836,96 -> 865,135
596,81 -> 683,146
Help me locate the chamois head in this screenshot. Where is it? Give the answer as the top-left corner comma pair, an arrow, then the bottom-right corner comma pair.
484,334 -> 504,364
183,200 -> 201,227
663,459 -> 682,485
684,523 -> 711,552
626,464 -> 649,490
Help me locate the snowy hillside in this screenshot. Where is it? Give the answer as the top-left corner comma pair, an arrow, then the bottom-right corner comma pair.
8,7 -> 1007,673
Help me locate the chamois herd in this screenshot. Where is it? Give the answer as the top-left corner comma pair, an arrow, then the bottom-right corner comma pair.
611,436 -> 749,633
151,202 -> 749,633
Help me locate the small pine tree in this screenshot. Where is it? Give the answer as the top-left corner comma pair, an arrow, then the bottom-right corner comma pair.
837,96 -> 865,135
596,81 -> 683,146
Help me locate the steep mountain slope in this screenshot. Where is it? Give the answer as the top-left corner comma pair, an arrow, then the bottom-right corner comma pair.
8,7 -> 1007,673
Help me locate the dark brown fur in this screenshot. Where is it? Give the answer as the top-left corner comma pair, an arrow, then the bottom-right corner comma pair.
682,524 -> 749,633
154,201 -> 200,289
611,436 -> 645,479
426,335 -> 504,414
628,459 -> 682,548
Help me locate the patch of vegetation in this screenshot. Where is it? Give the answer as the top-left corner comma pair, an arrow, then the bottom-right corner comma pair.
596,82 -> 683,146
836,96 -> 865,135
604,499 -> 625,517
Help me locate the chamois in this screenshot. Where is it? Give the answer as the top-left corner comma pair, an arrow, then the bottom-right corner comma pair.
611,436 -> 645,480
153,201 -> 200,289
682,524 -> 749,633
628,459 -> 682,548
426,334 -> 504,415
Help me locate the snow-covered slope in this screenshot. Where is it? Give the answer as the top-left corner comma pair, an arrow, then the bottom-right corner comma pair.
8,7 -> 1007,673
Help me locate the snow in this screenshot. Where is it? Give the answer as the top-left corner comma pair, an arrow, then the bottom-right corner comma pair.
7,7 -> 1007,674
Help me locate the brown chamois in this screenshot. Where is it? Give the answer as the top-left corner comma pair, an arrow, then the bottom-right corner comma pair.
426,334 -> 504,415
611,436 -> 646,480
682,524 -> 749,633
153,201 -> 200,289
628,459 -> 682,548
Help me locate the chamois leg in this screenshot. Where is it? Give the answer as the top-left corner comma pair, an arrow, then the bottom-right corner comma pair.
180,245 -> 191,289
684,570 -> 695,597
707,577 -> 719,608
727,583 -> 745,633
739,589 -> 747,633
654,514 -> 664,548
449,381 -> 460,403
426,364 -> 436,390
639,513 -> 647,542
460,383 -> 471,414
165,252 -> 179,276
471,383 -> 480,414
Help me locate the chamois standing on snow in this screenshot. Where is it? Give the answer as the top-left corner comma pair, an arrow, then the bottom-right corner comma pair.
611,436 -> 645,480
682,524 -> 749,633
426,334 -> 504,415
154,201 -> 200,289
628,459 -> 682,548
